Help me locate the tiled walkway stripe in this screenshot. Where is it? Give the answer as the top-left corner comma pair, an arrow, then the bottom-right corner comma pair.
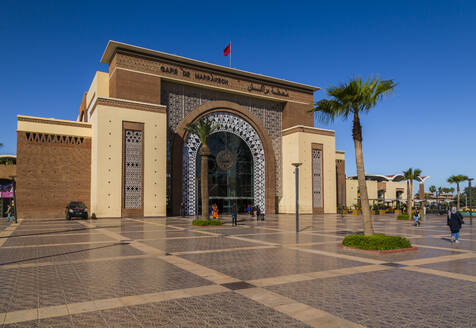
0,221 -> 21,247
1,285 -> 228,325
237,288 -> 365,328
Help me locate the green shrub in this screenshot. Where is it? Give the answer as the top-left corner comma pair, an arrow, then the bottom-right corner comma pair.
192,219 -> 222,226
397,214 -> 409,220
342,234 -> 412,250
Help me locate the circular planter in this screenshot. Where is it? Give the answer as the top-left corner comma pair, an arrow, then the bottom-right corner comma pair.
338,244 -> 418,254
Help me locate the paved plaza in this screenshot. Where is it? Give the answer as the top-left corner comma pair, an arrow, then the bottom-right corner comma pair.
0,214 -> 474,327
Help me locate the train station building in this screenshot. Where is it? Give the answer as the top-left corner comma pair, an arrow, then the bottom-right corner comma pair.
16,41 -> 346,219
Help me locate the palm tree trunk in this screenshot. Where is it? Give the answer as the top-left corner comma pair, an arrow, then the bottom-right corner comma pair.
410,180 -> 413,218
200,145 -> 211,220
456,183 -> 460,211
407,180 -> 411,217
354,138 -> 374,235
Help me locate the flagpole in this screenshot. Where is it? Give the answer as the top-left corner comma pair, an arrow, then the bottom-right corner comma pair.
229,41 -> 231,67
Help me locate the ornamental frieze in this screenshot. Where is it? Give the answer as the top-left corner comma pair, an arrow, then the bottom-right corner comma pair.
114,52 -> 312,103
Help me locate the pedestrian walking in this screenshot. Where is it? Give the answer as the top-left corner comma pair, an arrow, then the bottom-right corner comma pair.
231,203 -> 238,226
180,202 -> 185,217
247,204 -> 251,216
413,210 -> 420,226
6,203 -> 15,223
447,207 -> 464,243
256,206 -> 261,221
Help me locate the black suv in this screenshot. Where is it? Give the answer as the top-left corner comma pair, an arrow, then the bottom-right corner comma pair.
65,201 -> 88,220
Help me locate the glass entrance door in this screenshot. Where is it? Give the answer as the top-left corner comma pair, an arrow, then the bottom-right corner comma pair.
196,132 -> 254,214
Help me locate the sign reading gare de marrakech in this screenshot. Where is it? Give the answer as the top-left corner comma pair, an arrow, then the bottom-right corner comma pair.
15,41 -> 347,219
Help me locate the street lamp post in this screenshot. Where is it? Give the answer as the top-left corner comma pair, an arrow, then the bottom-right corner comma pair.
468,178 -> 473,225
292,163 -> 302,233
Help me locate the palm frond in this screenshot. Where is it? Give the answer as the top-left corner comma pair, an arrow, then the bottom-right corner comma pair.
402,168 -> 413,180
448,174 -> 469,184
312,99 -> 351,124
413,168 -> 422,178
185,118 -> 219,145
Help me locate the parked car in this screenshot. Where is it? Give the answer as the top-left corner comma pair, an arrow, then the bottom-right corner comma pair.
65,201 -> 88,220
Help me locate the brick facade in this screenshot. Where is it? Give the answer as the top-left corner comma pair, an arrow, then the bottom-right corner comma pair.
16,131 -> 91,219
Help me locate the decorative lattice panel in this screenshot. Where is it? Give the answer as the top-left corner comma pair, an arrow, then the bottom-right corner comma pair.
25,132 -> 85,145
161,82 -> 283,197
124,130 -> 143,209
183,112 -> 265,215
312,149 -> 322,208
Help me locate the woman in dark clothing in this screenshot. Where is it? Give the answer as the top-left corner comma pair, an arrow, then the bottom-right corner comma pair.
447,207 -> 464,243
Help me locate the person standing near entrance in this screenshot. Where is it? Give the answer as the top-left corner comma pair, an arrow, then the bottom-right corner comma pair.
212,204 -> 219,220
447,207 -> 464,243
231,203 -> 238,226
247,204 -> 251,216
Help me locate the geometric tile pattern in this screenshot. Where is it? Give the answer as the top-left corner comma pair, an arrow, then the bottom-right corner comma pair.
0,214 -> 474,327
3,292 -> 311,328
183,112 -> 265,215
180,246 -> 365,281
266,269 -> 476,328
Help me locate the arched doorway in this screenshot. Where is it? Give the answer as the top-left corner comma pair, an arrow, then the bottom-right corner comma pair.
182,112 -> 265,215
196,132 -> 253,214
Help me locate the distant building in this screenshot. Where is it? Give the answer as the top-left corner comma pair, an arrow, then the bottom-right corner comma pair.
345,174 -> 429,208
424,192 -> 454,201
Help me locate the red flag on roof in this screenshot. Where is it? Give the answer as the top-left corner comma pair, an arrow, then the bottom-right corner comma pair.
224,43 -> 231,56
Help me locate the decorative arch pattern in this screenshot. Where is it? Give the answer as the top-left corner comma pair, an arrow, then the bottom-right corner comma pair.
183,112 -> 265,215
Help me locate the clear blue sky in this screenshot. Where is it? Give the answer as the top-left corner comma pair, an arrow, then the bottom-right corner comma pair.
1,0 -> 474,192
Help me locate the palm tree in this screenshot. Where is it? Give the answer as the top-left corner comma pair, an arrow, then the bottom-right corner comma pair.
429,185 -> 436,196
311,77 -> 396,235
447,175 -> 468,211
403,168 -> 422,217
185,118 -> 218,220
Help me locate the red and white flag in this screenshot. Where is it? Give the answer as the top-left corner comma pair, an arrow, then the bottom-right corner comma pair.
224,43 -> 231,56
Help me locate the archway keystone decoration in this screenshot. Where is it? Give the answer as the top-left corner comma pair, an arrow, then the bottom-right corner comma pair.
183,112 -> 265,215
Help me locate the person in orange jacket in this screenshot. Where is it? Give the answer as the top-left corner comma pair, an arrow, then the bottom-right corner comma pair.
212,204 -> 219,219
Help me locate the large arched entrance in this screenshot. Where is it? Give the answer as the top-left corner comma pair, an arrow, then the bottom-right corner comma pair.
182,112 -> 265,215
197,132 -> 253,214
